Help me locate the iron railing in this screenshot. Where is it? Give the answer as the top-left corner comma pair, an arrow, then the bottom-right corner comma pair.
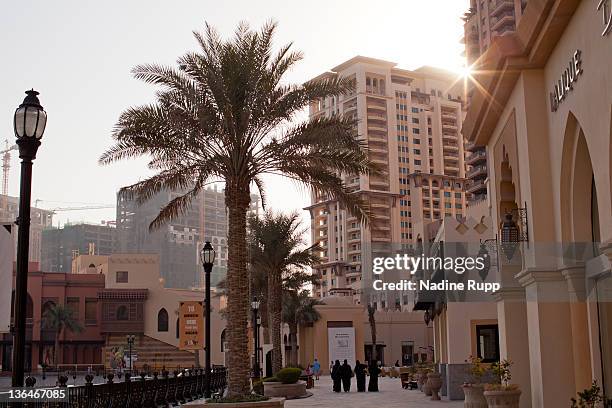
0,366 -> 226,407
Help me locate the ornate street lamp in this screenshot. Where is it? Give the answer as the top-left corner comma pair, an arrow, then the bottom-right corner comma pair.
251,297 -> 261,382
12,89 -> 47,387
126,335 -> 136,374
199,241 -> 215,398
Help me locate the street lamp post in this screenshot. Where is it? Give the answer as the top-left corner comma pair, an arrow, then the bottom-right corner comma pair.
126,335 -> 135,374
200,241 -> 215,398
251,297 -> 261,381
12,90 -> 47,387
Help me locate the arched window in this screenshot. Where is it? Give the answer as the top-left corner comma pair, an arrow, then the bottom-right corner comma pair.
157,308 -> 169,332
116,305 -> 128,321
221,329 -> 226,352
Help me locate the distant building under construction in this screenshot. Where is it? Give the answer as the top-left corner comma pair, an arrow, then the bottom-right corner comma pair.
115,186 -> 260,289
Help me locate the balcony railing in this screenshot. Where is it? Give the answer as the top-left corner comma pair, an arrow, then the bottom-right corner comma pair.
467,165 -> 488,178
0,367 -> 227,408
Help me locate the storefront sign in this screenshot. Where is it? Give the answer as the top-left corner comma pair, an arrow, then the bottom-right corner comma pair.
327,327 -> 356,368
549,50 -> 583,112
598,0 -> 612,37
179,301 -> 204,350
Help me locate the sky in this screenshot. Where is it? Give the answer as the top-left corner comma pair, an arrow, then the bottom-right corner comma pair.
0,0 -> 469,227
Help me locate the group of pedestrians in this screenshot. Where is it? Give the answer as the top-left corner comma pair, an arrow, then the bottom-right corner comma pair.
330,359 -> 380,393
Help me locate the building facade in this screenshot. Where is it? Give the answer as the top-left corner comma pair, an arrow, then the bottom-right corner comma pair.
305,57 -> 467,305
463,0 -> 612,405
41,223 -> 116,272
0,262 -> 105,372
0,194 -> 53,263
116,186 -> 259,289
463,0 -> 528,65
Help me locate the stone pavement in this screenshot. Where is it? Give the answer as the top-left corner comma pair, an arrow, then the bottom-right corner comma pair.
286,375 -> 463,407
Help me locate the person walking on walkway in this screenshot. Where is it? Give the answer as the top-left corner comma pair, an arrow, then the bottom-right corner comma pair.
354,360 -> 366,392
331,360 -> 342,392
313,358 -> 321,380
367,360 -> 380,392
340,359 -> 352,392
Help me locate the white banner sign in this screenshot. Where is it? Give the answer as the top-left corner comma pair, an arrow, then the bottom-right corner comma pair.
327,327 -> 356,368
0,224 -> 14,333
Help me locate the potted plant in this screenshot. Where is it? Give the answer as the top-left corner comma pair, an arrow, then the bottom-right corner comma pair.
483,360 -> 520,408
570,381 -> 605,408
462,356 -> 488,408
263,368 -> 308,399
426,362 -> 443,401
419,365 -> 434,396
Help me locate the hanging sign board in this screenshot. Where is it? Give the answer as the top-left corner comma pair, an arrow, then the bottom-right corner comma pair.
179,301 -> 204,350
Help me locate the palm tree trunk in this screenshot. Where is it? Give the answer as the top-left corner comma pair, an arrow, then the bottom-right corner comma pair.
268,272 -> 283,374
225,185 -> 252,396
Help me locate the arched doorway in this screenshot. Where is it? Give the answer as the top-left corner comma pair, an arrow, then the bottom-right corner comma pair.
559,112 -> 610,395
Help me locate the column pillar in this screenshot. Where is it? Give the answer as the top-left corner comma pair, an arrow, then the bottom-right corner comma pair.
517,268 -> 577,408
495,288 -> 532,408
562,265 -> 592,392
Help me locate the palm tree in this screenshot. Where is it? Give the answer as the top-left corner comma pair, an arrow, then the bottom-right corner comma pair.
41,304 -> 83,366
282,290 -> 322,367
100,21 -> 374,396
248,211 -> 319,374
367,304 -> 377,364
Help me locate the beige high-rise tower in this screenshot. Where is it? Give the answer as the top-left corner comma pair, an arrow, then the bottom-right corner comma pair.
305,57 -> 468,306
463,0 -> 528,65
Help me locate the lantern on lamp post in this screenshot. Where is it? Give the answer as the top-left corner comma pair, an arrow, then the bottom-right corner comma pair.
12,89 -> 47,387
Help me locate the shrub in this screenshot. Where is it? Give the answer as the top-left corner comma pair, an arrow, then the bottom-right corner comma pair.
570,381 -> 605,408
262,376 -> 277,382
465,355 -> 487,384
274,367 -> 302,384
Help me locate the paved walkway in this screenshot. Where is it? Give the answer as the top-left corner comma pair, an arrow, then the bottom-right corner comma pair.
286,375 -> 462,408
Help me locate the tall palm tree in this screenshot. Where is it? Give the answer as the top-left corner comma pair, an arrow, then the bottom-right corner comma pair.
282,290 -> 322,367
41,304 -> 83,366
248,211 -> 318,374
100,22 -> 374,396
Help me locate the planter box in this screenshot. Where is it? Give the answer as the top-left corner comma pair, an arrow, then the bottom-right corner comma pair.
263,381 -> 307,399
483,389 -> 521,408
187,397 -> 285,407
462,384 -> 487,408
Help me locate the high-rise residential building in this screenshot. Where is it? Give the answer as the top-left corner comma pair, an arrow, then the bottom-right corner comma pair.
0,194 -> 53,263
305,56 -> 468,304
464,143 -> 488,205
116,186 -> 260,289
463,0 -> 528,65
41,222 -> 117,272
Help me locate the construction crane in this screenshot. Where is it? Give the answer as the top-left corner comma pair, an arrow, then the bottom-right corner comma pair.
33,199 -> 114,214
1,140 -> 18,217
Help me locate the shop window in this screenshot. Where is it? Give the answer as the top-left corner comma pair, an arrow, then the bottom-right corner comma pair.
476,324 -> 500,363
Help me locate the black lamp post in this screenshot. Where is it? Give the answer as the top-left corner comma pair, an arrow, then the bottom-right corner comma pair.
251,297 -> 261,381
200,241 -> 215,398
12,90 -> 47,387
126,335 -> 135,374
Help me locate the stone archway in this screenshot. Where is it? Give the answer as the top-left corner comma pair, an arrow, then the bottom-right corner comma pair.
558,111 -> 604,393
